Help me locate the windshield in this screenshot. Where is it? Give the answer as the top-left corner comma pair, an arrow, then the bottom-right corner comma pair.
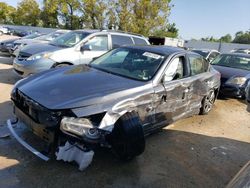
50,31 -> 90,47
211,54 -> 250,71
22,33 -> 42,39
192,50 -> 209,58
90,48 -> 165,81
36,31 -> 66,41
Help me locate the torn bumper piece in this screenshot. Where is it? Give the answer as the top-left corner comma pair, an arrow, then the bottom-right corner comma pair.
56,141 -> 94,171
7,119 -> 50,161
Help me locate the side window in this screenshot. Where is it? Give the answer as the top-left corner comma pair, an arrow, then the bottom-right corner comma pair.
133,37 -> 148,45
84,35 -> 108,51
111,35 -> 134,48
164,56 -> 184,82
208,52 -> 219,62
188,54 -> 208,75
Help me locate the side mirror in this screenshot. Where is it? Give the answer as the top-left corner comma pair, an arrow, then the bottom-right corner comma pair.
80,44 -> 92,52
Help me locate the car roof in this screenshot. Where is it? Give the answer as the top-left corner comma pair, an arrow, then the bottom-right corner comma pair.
123,45 -> 185,56
192,49 -> 218,52
73,29 -> 145,38
221,53 -> 250,58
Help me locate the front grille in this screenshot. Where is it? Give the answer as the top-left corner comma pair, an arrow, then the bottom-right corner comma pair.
14,69 -> 24,75
221,77 -> 228,84
17,52 -> 31,61
14,90 -> 61,127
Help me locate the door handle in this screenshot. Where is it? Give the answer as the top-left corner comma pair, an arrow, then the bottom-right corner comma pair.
182,87 -> 190,99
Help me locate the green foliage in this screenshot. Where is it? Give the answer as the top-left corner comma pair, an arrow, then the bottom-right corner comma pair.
107,0 -> 174,37
201,31 -> 250,44
1,0 -> 178,37
0,2 -> 16,24
220,34 -> 232,43
201,34 -> 232,43
233,31 -> 250,44
40,0 -> 59,28
15,0 -> 41,26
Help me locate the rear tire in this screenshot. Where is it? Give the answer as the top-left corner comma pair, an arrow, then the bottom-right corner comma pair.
200,89 -> 215,115
109,112 -> 145,161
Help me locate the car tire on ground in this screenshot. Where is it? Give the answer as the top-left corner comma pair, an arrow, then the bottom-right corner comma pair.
200,89 -> 216,115
0,31 -> 3,35
109,111 -> 145,161
54,63 -> 71,68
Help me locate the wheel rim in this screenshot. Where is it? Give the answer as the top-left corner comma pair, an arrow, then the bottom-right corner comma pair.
204,91 -> 215,113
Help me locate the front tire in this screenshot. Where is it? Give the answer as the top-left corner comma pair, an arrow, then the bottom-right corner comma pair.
109,112 -> 145,161
54,63 -> 71,68
200,89 -> 216,115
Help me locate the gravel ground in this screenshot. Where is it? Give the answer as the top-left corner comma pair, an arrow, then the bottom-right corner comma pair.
0,35 -> 250,188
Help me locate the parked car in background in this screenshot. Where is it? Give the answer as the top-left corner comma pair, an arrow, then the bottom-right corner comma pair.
8,46 -> 220,162
11,30 -> 69,57
0,33 -> 43,56
211,53 -> 250,98
246,81 -> 250,112
8,33 -> 45,56
0,37 -> 20,55
231,48 -> 250,54
0,26 -> 8,35
13,30 -> 149,77
192,49 -> 220,62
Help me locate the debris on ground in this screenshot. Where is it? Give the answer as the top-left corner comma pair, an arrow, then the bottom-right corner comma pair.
56,141 -> 94,171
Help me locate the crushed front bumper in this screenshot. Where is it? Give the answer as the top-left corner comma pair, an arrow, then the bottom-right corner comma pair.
7,119 -> 50,161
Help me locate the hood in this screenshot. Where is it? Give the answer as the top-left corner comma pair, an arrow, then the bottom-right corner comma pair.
20,43 -> 62,56
16,65 -> 145,110
1,38 -> 19,44
212,65 -> 250,79
15,39 -> 46,45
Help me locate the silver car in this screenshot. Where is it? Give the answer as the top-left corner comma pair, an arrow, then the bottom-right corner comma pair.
12,30 -> 69,57
13,30 -> 149,77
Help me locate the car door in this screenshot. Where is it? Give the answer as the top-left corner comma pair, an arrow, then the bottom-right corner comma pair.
186,53 -> 214,109
79,34 -> 109,64
151,54 -> 194,129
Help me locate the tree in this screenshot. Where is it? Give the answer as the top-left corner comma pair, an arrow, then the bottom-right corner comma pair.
0,2 -> 16,24
57,0 -> 81,29
233,31 -> 250,44
40,0 -> 59,28
15,0 -> 41,26
107,0 -> 175,37
80,0 -> 107,29
219,34 -> 232,43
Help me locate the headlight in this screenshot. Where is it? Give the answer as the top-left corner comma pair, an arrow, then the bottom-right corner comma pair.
226,77 -> 247,86
60,117 -> 97,137
27,52 -> 52,61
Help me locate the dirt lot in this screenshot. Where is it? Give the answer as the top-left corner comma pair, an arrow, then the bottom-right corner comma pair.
0,35 -> 250,188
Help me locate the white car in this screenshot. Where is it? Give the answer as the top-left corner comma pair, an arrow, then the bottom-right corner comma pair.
0,27 -> 8,35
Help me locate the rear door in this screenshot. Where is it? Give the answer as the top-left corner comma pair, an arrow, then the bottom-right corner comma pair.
186,53 -> 214,109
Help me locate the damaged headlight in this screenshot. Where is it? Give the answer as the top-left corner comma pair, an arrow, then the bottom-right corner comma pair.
226,77 -> 247,86
60,117 -> 99,139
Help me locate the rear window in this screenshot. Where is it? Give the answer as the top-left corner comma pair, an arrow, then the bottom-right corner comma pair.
111,35 -> 134,48
133,37 -> 148,45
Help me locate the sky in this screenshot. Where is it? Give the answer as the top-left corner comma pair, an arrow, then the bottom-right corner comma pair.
169,0 -> 250,39
3,0 -> 250,40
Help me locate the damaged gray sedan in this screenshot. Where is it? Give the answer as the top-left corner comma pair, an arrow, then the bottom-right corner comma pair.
7,46 -> 221,164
